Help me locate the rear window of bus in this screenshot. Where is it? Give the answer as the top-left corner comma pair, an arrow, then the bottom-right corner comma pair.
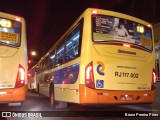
92,14 -> 153,51
0,17 -> 21,47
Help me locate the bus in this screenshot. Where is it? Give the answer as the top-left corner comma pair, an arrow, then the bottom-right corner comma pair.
36,8 -> 156,107
0,12 -> 28,106
28,65 -> 38,92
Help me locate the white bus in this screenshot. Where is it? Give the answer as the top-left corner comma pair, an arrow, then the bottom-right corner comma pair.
0,12 -> 28,106
28,65 -> 38,92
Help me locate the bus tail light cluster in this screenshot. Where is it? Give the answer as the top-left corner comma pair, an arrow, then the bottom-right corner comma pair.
15,64 -> 25,88
151,69 -> 156,90
85,62 -> 95,89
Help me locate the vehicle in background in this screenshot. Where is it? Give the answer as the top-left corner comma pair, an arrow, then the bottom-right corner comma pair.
28,65 -> 38,93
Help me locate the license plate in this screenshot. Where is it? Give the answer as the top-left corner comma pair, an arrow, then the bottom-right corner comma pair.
120,95 -> 133,101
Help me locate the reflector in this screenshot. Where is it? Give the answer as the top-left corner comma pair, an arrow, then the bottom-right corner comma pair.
15,18 -> 21,22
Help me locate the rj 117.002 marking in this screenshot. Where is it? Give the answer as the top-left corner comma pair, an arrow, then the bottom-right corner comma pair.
115,71 -> 139,78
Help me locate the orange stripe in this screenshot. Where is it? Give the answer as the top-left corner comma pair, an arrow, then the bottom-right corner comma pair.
79,85 -> 155,104
0,85 -> 27,102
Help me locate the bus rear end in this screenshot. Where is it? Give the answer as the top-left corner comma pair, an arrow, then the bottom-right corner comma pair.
0,12 -> 27,106
80,9 -> 156,104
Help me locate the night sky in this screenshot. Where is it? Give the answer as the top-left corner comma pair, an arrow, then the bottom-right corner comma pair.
0,0 -> 160,67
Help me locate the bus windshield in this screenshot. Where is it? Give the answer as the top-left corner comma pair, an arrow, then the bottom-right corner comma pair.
0,17 -> 21,47
92,14 -> 153,51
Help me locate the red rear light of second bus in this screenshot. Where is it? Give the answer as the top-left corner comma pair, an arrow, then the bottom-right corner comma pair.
85,62 -> 95,89
15,65 -> 25,88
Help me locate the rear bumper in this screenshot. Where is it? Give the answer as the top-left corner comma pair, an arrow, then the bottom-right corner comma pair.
0,85 -> 27,103
79,85 -> 155,104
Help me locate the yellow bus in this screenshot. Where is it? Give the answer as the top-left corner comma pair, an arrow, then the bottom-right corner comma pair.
0,12 -> 28,106
36,8 -> 156,107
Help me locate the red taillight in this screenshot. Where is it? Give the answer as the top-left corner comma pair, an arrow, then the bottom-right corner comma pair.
85,62 -> 95,89
15,65 -> 25,88
152,69 -> 156,90
153,72 -> 156,83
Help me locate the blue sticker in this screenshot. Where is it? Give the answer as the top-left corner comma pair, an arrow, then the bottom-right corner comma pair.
96,80 -> 104,88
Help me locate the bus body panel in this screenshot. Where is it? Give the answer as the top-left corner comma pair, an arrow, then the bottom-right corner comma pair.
0,85 -> 27,102
37,63 -> 80,103
92,44 -> 154,91
0,12 -> 28,104
0,48 -> 20,89
54,83 -> 80,103
79,85 -> 155,104
53,58 -> 81,103
37,72 -> 49,96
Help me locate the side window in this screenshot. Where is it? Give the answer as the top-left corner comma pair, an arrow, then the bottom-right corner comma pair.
44,55 -> 49,70
39,61 -> 43,73
44,74 -> 50,84
36,64 -> 40,74
65,24 -> 81,63
56,43 -> 64,67
41,59 -> 45,72
49,49 -> 56,68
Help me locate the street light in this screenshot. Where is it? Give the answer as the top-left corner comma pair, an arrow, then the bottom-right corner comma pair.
29,51 -> 38,70
31,51 -> 37,56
